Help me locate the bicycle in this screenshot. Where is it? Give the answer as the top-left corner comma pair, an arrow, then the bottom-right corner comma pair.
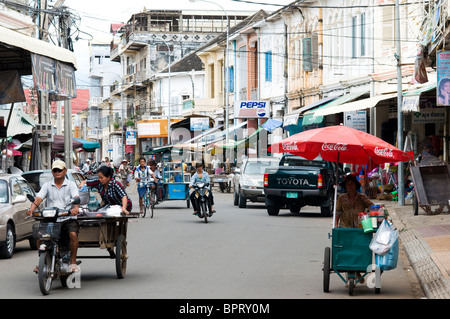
142,180 -> 156,218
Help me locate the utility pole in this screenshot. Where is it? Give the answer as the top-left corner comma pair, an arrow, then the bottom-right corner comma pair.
38,0 -> 52,169
395,0 -> 404,206
60,7 -> 73,168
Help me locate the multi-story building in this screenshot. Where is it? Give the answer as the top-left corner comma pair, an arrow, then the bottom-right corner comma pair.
109,9 -> 253,157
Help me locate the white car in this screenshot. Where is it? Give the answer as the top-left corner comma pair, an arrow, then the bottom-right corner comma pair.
0,174 -> 38,259
233,157 -> 280,208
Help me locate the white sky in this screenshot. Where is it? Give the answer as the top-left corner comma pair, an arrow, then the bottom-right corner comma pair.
63,0 -> 292,88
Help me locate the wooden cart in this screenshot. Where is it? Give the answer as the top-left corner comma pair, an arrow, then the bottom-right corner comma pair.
76,212 -> 139,279
410,155 -> 450,215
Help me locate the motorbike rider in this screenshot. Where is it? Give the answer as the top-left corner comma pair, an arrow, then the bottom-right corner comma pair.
148,160 -> 163,201
134,157 -> 152,214
189,162 -> 215,216
27,160 -> 81,273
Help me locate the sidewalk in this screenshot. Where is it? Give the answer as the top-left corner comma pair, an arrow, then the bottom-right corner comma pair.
383,199 -> 450,299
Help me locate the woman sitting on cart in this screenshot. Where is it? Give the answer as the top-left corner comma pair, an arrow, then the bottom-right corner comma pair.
80,166 -> 132,215
335,174 -> 373,228
189,162 -> 215,216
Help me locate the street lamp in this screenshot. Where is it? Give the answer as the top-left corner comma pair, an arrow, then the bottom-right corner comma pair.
189,0 -> 230,145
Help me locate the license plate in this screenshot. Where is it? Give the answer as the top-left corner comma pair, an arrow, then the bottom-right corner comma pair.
286,192 -> 298,198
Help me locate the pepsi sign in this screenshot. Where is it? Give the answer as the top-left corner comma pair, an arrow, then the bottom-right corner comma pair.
234,100 -> 270,118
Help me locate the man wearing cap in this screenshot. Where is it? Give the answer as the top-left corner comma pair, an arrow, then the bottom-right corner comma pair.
82,159 -> 91,174
27,160 -> 81,273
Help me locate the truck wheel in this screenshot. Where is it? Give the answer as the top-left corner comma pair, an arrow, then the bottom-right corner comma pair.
267,205 -> 280,216
289,204 -> 301,213
321,193 -> 334,217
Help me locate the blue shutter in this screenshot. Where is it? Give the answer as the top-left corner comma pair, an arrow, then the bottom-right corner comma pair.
265,51 -> 272,82
228,66 -> 234,93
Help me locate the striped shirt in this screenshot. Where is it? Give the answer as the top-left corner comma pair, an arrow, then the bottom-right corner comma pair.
87,178 -> 132,211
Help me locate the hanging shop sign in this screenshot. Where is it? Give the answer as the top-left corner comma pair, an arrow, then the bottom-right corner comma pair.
412,107 -> 446,124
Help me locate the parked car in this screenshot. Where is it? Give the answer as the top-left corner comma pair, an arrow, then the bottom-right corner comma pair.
233,157 -> 280,208
22,169 -> 100,209
0,174 -> 39,259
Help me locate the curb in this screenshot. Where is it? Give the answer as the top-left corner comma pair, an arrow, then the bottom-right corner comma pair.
389,206 -> 450,299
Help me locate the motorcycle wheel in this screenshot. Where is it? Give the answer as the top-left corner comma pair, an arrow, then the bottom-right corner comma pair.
201,202 -> 208,223
38,251 -> 54,295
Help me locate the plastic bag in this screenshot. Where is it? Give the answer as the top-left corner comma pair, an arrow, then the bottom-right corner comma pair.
369,220 -> 398,256
375,238 -> 399,270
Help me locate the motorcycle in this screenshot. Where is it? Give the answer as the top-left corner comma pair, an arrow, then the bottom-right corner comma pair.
192,182 -> 213,223
27,194 -> 81,295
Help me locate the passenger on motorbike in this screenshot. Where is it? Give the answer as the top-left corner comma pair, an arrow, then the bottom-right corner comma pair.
80,166 -> 132,214
189,162 -> 215,216
148,160 -> 163,201
27,160 -> 81,273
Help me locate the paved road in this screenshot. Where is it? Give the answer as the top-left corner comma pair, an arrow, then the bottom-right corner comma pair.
0,190 -> 423,299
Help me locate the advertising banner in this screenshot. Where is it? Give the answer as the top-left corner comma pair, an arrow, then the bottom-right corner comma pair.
234,101 -> 270,118
437,51 -> 450,106
31,53 -> 77,100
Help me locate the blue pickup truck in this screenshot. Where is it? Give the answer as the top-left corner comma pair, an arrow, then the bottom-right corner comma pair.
263,155 -> 337,216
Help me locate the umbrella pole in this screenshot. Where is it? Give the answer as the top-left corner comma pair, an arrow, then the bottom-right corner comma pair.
332,152 -> 340,229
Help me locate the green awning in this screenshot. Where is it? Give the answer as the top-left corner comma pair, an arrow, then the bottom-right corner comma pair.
302,91 -> 369,126
142,145 -> 173,155
74,138 -> 100,152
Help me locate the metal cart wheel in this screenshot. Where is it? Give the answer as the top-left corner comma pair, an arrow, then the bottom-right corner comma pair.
348,278 -> 355,296
323,247 -> 331,292
115,234 -> 127,279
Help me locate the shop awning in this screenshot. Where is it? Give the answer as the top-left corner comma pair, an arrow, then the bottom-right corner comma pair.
313,93 -> 397,117
0,109 -> 37,138
207,126 -> 264,150
142,145 -> 173,155
74,138 -> 100,152
283,95 -> 341,127
302,91 -> 369,126
0,25 -> 77,72
198,121 -> 247,145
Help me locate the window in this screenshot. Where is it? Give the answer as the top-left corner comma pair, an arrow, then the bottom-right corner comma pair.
228,66 -> 234,93
265,51 -> 272,82
352,16 -> 357,59
0,180 -> 8,203
360,13 -> 366,56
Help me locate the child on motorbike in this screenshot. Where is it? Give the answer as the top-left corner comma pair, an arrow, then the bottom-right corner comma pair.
189,162 -> 215,216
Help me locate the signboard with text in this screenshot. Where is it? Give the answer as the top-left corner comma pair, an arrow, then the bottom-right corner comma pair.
234,101 -> 270,118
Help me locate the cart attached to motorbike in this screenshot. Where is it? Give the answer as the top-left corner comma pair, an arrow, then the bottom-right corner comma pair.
77,212 -> 139,279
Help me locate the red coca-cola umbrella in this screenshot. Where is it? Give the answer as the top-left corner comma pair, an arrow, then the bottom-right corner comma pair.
268,125 -> 413,227
268,124 -> 412,164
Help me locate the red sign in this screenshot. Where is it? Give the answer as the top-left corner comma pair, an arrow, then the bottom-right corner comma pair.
125,144 -> 133,154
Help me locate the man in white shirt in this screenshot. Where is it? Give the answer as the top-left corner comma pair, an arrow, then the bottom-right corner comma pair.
27,160 -> 80,272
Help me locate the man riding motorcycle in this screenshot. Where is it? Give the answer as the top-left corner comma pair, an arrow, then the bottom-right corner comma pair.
27,160 -> 81,273
189,162 -> 215,216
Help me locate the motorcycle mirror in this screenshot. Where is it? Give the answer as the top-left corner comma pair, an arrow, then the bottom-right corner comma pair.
26,194 -> 35,203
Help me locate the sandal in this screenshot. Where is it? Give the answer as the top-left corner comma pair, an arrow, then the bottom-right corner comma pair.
70,264 -> 79,273
33,265 -> 38,274
193,211 -> 199,216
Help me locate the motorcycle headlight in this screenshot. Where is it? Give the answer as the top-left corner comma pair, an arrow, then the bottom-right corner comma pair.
42,208 -> 58,218
197,182 -> 205,188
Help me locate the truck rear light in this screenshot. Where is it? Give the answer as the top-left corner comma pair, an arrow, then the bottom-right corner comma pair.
318,174 -> 323,188
264,173 -> 269,187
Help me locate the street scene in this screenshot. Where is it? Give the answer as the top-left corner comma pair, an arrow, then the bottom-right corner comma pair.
1,0 -> 450,306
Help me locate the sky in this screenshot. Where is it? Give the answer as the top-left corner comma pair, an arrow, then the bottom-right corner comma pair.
63,0 -> 293,88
